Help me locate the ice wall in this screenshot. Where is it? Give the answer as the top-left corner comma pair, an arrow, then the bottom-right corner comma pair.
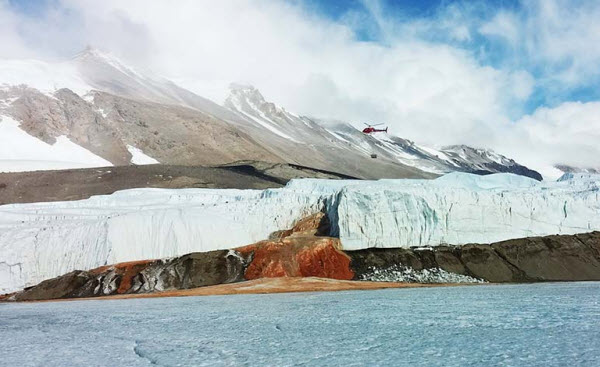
0,188 -> 327,293
1,173 -> 599,293
332,173 -> 600,250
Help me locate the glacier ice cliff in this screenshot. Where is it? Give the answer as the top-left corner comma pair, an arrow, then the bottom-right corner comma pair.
1,172 -> 599,293
329,172 -> 600,250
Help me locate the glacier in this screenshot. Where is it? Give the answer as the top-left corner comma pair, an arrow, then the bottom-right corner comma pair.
1,172 -> 599,293
329,173 -> 600,250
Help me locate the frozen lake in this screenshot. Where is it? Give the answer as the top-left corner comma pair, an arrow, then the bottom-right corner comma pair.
1,282 -> 599,366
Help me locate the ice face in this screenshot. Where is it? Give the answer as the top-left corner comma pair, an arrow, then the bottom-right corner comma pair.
1,173 -> 599,293
332,173 -> 600,250
0,187 -> 327,293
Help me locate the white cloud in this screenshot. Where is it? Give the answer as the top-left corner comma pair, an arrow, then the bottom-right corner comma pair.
0,2 -> 34,59
0,0 -> 598,175
513,102 -> 600,175
479,11 -> 520,45
479,0 -> 600,86
59,0 -> 533,145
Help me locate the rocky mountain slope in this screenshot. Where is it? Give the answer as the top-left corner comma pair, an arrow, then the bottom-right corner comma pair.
0,48 -> 541,179
225,84 -> 542,180
555,164 -> 600,175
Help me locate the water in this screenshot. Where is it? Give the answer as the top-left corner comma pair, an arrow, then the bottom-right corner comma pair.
1,282 -> 599,366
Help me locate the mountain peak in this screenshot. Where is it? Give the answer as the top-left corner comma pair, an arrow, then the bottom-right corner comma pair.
72,47 -> 139,77
228,82 -> 256,91
73,46 -> 113,62
227,83 -> 267,104
74,45 -> 100,57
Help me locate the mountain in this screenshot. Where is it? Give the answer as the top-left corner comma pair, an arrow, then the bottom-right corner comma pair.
440,145 -> 542,180
555,164 -> 600,175
0,48 -> 541,180
224,84 -> 542,180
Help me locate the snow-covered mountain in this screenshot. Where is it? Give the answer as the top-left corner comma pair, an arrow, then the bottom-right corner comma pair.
0,49 -> 280,171
224,84 -> 542,180
555,164 -> 600,176
0,48 -> 541,179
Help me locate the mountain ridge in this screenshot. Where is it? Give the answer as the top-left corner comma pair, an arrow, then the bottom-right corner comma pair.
0,48 -> 542,180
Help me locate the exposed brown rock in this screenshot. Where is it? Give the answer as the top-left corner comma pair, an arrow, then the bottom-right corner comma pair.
492,233 -> 600,281
576,232 -> 600,256
5,86 -> 280,167
348,231 -> 600,283
288,212 -> 331,236
238,236 -> 354,280
237,213 -> 353,280
1,85 -> 437,181
89,259 -> 155,294
348,247 -> 426,273
14,271 -> 92,302
268,212 -> 330,240
433,247 -> 467,275
459,244 -> 522,282
11,250 -> 250,301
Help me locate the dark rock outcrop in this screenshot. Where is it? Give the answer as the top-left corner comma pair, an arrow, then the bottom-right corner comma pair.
491,232 -> 600,281
14,271 -> 93,302
348,232 -> 600,282
12,250 -> 250,301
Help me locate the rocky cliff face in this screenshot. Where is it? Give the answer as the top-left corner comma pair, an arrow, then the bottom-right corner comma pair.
12,250 -> 251,302
237,213 -> 354,280
350,232 -> 600,283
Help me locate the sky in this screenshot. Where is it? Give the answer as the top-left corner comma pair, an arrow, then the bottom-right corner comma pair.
1,0 -> 599,177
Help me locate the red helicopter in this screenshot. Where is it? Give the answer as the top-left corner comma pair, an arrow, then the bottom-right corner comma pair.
362,123 -> 388,134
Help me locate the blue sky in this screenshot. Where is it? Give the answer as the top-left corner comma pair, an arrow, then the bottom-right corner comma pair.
297,0 -> 600,114
8,0 -> 49,16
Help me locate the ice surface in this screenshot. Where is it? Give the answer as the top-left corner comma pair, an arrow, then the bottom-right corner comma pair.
1,172 -> 599,293
0,116 -> 113,172
1,282 -> 599,366
333,173 -> 600,250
